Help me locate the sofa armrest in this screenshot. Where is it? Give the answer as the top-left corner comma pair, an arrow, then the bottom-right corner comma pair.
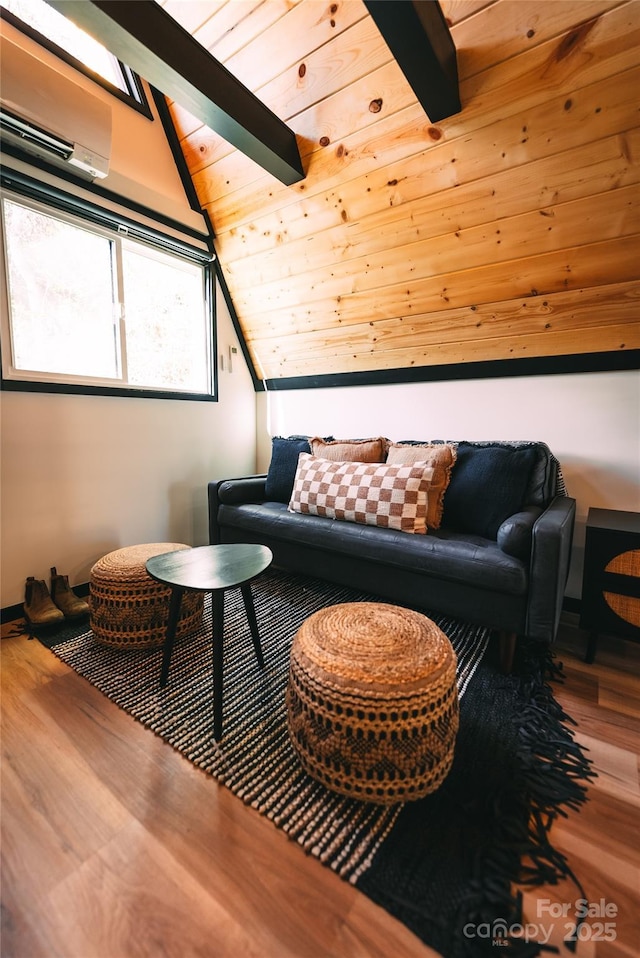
208,475 -> 268,544
497,506 -> 543,559
526,495 -> 576,643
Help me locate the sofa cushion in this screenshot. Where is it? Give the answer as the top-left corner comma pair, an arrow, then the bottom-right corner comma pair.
310,436 -> 387,462
289,453 -> 434,534
265,436 -> 311,503
454,441 -> 558,506
524,442 -> 558,504
217,501 -> 528,596
386,442 -> 457,530
443,444 -> 539,539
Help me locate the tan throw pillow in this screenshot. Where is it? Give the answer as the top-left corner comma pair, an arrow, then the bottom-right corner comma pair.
309,436 -> 387,462
288,453 -> 434,534
386,443 -> 457,530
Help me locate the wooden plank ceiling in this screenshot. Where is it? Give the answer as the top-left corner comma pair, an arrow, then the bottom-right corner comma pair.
160,0 -> 640,384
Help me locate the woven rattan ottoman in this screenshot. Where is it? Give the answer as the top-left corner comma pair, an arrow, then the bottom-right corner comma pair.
90,543 -> 203,649
286,602 -> 459,804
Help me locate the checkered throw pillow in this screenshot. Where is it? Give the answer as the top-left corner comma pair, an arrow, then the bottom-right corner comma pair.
288,454 -> 435,534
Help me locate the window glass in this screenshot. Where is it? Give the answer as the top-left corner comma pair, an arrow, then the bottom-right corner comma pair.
4,198 -> 118,377
2,0 -> 127,91
122,242 -> 210,393
0,0 -> 149,109
1,189 -> 216,399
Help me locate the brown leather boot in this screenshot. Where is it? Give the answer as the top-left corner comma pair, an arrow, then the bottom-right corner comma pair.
24,577 -> 64,626
50,567 -> 90,619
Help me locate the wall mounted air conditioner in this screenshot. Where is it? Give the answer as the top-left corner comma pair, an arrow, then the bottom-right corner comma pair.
0,35 -> 112,181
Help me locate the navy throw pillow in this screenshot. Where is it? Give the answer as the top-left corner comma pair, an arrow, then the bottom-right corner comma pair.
443,444 -> 538,539
265,436 -> 311,503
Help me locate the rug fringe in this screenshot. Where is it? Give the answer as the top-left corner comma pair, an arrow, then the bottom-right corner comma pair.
517,644 -> 596,880
449,641 -> 595,957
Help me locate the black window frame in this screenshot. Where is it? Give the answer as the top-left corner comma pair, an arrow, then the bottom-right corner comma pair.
1,165 -> 219,402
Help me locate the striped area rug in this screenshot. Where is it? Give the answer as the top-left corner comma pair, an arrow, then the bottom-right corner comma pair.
48,568 -> 488,885
46,568 -> 593,957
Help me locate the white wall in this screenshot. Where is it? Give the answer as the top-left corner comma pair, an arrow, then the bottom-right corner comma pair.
0,289 -> 256,608
0,18 -> 204,233
0,25 -> 259,609
256,369 -> 640,599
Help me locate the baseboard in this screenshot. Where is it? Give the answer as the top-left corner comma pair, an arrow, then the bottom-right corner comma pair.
2,584 -> 582,626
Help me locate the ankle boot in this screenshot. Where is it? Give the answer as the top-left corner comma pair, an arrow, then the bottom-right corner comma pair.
24,577 -> 65,627
50,567 -> 90,619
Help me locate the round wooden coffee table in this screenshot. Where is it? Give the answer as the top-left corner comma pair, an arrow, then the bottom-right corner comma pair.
146,543 -> 273,741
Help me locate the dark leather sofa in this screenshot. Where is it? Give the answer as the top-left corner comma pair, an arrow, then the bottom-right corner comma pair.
208,440 -> 576,669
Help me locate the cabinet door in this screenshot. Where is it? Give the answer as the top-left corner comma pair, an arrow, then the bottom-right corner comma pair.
580,527 -> 640,640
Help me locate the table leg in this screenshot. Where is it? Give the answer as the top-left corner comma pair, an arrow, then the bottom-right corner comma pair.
160,587 -> 184,687
240,582 -> 265,668
212,589 -> 224,742
585,630 -> 598,664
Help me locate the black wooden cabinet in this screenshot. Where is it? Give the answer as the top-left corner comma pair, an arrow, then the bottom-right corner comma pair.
580,508 -> 640,662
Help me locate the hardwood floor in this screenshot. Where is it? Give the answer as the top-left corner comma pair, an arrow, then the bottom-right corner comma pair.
1,614 -> 638,958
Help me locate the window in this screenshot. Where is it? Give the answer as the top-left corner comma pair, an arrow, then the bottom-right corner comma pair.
0,179 -> 217,400
0,0 -> 150,115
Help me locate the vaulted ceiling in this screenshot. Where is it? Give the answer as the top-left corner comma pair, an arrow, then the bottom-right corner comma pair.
142,1 -> 640,383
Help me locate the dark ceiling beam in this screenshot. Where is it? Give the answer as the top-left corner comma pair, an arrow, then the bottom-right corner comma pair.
363,0 -> 461,122
45,0 -> 305,185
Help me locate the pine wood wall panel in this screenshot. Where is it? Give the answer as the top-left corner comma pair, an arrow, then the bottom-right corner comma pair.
228,0 -> 636,194
451,0 -> 624,78
442,1 -> 497,27
188,17 -> 398,191
221,1 -> 370,96
261,324 -> 636,377
229,185 -> 638,315
173,4 -> 379,176
160,0 -> 228,35
195,6 -> 638,231
164,0 -> 640,382
259,283 -> 639,363
192,1 -> 280,61
262,142 -> 637,278
218,129 -> 639,263
240,239 -> 638,333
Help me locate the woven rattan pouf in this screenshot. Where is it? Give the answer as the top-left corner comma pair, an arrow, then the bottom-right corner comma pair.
90,543 -> 203,649
286,602 -> 459,804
